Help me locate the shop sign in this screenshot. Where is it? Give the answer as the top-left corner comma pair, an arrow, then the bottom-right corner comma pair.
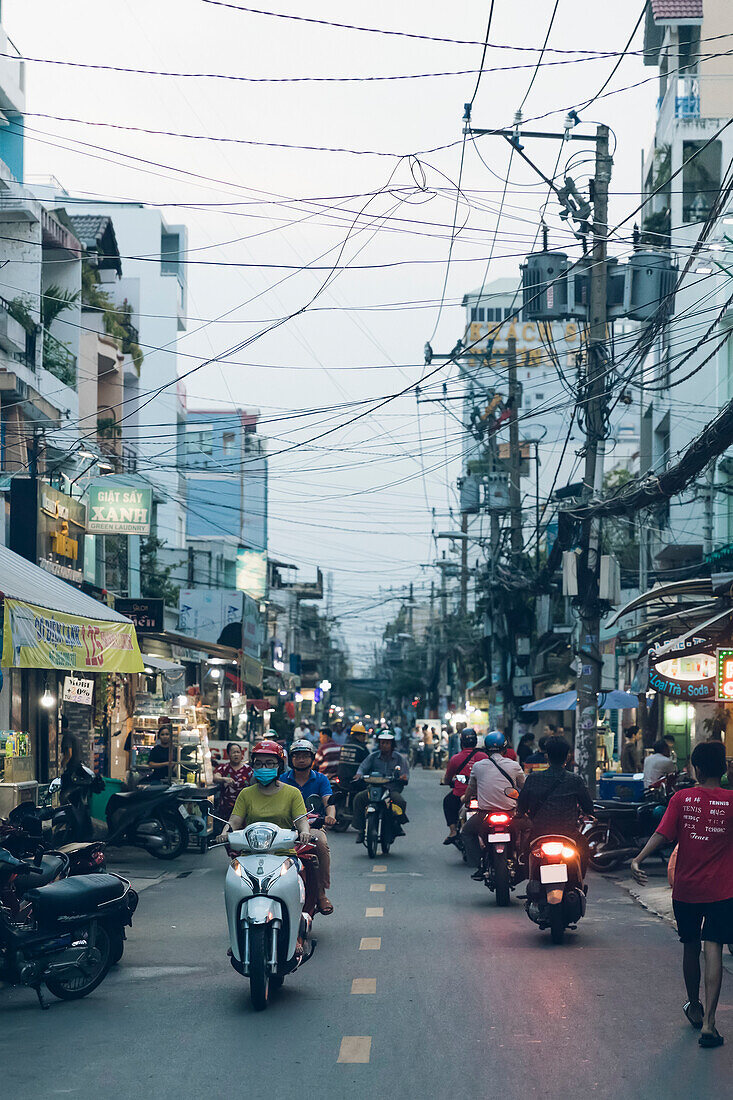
63,676 -> 94,705
9,482 -> 86,584
2,598 -> 144,673
716,648 -> 733,701
236,548 -> 268,600
114,598 -> 164,633
87,480 -> 152,535
648,651 -> 716,701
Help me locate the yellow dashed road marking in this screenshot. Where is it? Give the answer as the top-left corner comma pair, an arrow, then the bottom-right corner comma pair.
365,907 -> 383,917
338,1036 -> 372,1063
359,937 -> 381,950
351,978 -> 377,994
370,883 -> 386,892
371,865 -> 387,872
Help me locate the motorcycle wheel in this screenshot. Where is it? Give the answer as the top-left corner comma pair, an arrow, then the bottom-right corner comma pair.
45,924 -> 112,1000
147,814 -> 188,860
494,854 -> 511,907
107,926 -> 125,965
549,905 -> 565,945
366,815 -> 379,859
249,925 -> 270,1011
585,825 -> 625,872
381,829 -> 392,856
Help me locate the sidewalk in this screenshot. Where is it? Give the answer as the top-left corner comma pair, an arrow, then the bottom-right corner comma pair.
612,866 -> 733,974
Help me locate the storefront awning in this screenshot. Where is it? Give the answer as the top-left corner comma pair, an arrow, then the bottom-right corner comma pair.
141,653 -> 184,674
522,689 -> 640,712
0,543 -> 143,673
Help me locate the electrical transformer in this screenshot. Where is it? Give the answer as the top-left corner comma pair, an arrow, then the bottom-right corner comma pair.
624,250 -> 677,321
521,251 -> 569,320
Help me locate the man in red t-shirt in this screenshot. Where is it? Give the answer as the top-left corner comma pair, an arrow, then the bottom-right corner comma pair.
632,740 -> 733,1049
440,729 -> 487,845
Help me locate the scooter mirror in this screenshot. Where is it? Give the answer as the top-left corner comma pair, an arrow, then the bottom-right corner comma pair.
48,778 -> 62,794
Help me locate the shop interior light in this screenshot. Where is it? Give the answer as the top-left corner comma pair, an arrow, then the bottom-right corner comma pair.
295,692 -> 303,703
278,689 -> 287,697
318,679 -> 332,692
209,667 -> 222,680
144,666 -> 154,674
40,683 -> 56,708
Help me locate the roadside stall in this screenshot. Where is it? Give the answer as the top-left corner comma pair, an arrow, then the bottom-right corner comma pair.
0,542 -> 143,816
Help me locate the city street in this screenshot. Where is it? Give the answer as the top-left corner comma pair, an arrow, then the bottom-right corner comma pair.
4,769 -> 731,1098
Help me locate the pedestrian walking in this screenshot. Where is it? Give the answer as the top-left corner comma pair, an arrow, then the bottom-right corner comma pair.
632,741 -> 733,1048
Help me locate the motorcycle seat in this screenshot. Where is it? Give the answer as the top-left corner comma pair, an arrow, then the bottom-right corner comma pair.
25,873 -> 127,920
14,853 -> 67,893
106,789 -> 168,817
57,841 -> 105,855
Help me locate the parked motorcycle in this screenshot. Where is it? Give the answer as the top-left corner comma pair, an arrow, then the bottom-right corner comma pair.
222,821 -> 318,1011
43,769 -> 211,860
363,771 -> 406,858
0,847 -> 137,1007
479,810 -> 520,906
524,835 -> 587,944
582,775 -> 683,871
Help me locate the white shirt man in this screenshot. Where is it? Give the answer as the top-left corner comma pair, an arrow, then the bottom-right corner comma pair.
643,745 -> 677,789
470,752 -> 526,811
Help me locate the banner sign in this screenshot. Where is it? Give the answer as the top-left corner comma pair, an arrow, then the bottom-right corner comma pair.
63,676 -> 94,705
87,481 -> 152,535
2,599 -> 144,673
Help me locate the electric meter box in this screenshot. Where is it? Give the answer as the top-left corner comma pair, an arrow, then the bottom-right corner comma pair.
625,250 -> 677,321
521,251 -> 569,320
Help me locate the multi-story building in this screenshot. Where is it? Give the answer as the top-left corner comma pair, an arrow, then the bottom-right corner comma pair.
641,0 -> 733,575
180,406 -> 268,552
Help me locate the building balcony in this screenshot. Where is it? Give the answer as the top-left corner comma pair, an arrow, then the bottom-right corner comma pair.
0,182 -> 40,223
42,330 -> 77,389
0,295 -> 37,370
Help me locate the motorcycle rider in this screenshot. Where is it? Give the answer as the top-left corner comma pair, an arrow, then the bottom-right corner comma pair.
514,735 -> 593,871
338,723 -> 370,785
220,740 -> 310,844
441,728 -> 487,845
281,739 -> 335,915
352,732 -> 410,844
461,731 -> 525,879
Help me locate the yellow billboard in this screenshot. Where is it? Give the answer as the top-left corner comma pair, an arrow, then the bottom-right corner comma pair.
2,598 -> 144,673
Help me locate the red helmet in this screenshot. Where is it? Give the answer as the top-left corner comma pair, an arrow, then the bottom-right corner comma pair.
251,739 -> 286,774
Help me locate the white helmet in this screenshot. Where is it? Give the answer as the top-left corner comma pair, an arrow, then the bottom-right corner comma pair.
377,731 -> 395,741
290,739 -> 316,757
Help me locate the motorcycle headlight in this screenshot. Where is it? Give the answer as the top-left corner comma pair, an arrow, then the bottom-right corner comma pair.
244,824 -> 277,851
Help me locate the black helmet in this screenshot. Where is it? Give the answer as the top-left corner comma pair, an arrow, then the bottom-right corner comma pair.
460,728 -> 478,748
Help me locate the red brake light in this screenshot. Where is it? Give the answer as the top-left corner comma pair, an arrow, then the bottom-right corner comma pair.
488,813 -> 510,824
540,841 -> 564,857
468,799 -> 479,810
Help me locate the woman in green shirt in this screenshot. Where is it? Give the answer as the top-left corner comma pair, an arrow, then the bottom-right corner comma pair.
220,740 -> 310,842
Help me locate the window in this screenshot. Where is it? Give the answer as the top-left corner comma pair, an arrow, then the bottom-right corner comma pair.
185,424 -> 213,460
683,139 -> 720,224
222,431 -> 235,456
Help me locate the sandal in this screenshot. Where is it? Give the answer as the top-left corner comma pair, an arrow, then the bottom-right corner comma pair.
294,938 -> 304,960
318,897 -> 334,915
683,1001 -> 704,1029
699,1028 -> 724,1049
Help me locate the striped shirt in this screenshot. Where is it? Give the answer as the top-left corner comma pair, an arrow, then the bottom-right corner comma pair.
314,739 -> 341,779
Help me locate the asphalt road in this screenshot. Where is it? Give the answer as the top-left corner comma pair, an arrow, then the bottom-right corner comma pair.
3,769 -> 731,1098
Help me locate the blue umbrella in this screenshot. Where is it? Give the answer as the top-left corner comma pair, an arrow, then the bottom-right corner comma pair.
521,689 -> 639,712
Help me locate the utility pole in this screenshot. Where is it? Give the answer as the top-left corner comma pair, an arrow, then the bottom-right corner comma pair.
507,336 -> 523,560
575,124 -> 612,796
459,512 -> 468,614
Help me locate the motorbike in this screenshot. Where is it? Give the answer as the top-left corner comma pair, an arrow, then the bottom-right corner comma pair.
582,775 -> 688,871
524,834 -> 587,944
0,847 -> 137,1007
222,819 -> 319,1011
43,769 -> 211,860
362,770 -> 406,858
479,810 -> 520,907
328,776 -> 358,833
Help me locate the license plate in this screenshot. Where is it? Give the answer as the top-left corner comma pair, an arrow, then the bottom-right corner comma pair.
489,833 -> 511,843
540,864 -> 568,884
178,804 -> 189,819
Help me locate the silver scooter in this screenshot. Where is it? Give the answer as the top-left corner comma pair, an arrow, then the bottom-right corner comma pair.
222,821 -> 318,1010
